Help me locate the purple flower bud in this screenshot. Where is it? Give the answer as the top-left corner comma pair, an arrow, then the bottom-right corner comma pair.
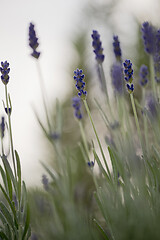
91,30 -> 105,63
29,23 -> 41,59
0,116 -> 5,138
123,59 -> 134,94
72,96 -> 83,120
113,35 -> 122,62
147,94 -> 157,117
141,22 -> 156,55
111,63 -> 123,94
73,69 -> 87,99
0,61 -> 10,85
42,174 -> 49,191
139,64 -> 149,87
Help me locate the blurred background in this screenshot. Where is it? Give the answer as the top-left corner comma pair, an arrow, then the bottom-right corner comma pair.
0,0 -> 160,186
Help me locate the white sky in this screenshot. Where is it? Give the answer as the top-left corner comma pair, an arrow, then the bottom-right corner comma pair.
0,0 -> 160,187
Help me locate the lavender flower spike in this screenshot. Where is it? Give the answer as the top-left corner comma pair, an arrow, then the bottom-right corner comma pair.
113,35 -> 122,62
141,22 -> 156,55
0,61 -> 10,85
111,63 -> 123,94
73,68 -> 87,99
72,96 -> 83,120
123,59 -> 134,93
29,23 -> 41,59
91,30 -> 105,63
139,64 -> 149,87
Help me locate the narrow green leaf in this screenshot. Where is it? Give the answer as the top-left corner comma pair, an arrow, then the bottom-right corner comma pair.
0,231 -> 9,240
0,202 -> 15,231
108,146 -> 117,183
93,149 -> 110,182
21,182 -> 30,240
15,150 -> 21,200
1,156 -> 12,199
93,218 -> 110,240
0,210 -> 8,225
1,155 -> 17,196
0,184 -> 18,228
5,224 -> 12,240
0,166 -> 8,193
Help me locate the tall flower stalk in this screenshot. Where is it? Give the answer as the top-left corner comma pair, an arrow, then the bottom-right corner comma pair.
29,22 -> 51,133
0,61 -> 16,178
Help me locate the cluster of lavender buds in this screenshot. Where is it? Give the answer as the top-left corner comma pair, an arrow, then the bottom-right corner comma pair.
123,59 -> 134,93
111,63 -> 123,94
141,22 -> 160,84
73,68 -> 87,99
141,22 -> 156,55
72,96 -> 83,120
0,117 -> 5,138
91,30 -> 105,63
139,64 -> 149,87
113,35 -> 122,62
29,23 -> 41,59
0,61 -> 10,85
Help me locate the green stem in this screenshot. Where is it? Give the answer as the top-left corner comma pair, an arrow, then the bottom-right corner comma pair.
130,93 -> 144,155
79,121 -> 90,162
83,99 -> 111,179
142,88 -> 149,153
99,63 -> 114,120
150,56 -> 157,98
5,85 -> 16,178
36,61 -> 51,133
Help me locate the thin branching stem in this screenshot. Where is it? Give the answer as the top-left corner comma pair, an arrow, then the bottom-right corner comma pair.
5,85 -> 16,178
83,99 -> 111,180
36,60 -> 51,133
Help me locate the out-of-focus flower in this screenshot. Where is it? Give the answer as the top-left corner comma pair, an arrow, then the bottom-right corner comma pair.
73,68 -> 87,99
91,30 -> 105,63
29,23 -> 41,59
72,96 -> 83,120
139,64 -> 149,87
111,63 -> 124,94
42,174 -> 49,191
147,94 -> 158,117
0,61 -> 10,85
141,22 -> 156,55
123,59 -> 134,93
113,35 -> 122,62
0,116 -> 5,138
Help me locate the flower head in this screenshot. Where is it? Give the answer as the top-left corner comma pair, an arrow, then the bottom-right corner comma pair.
73,68 -> 87,99
113,35 -> 122,62
0,61 -> 10,85
123,59 -> 134,93
29,23 -> 40,59
111,63 -> 124,94
139,64 -> 149,87
91,30 -> 105,63
72,96 -> 83,120
141,22 -> 156,55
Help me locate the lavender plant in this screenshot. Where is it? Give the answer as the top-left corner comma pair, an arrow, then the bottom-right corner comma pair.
0,62 -> 31,239
26,19 -> 160,240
